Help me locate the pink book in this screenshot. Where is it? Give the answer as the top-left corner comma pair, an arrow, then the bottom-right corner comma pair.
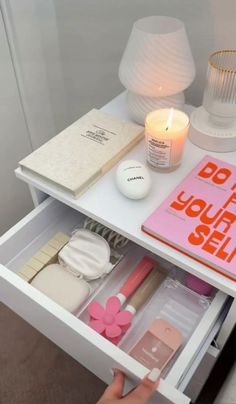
142,156 -> 236,281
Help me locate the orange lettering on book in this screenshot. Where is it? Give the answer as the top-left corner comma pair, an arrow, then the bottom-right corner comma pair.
188,224 -> 210,245
231,183 -> 236,191
200,205 -> 223,225
216,237 -> 233,261
223,192 -> 236,209
142,156 -> 236,279
198,162 -> 218,179
202,230 -> 225,254
227,248 -> 236,263
213,211 -> 236,233
170,191 -> 194,211
198,161 -> 231,184
185,199 -> 206,217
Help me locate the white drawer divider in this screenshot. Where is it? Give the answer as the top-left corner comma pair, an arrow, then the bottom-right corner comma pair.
178,302 -> 230,393
166,291 -> 229,387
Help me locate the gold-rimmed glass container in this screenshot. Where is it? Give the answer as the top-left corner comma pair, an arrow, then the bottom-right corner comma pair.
203,50 -> 236,126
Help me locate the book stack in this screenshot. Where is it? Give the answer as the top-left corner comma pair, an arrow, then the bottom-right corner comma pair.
142,156 -> 236,280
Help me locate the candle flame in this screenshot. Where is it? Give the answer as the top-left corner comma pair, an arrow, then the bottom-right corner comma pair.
165,108 -> 174,131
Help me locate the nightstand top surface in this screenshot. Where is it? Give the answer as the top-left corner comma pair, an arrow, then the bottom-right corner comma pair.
16,92 -> 236,296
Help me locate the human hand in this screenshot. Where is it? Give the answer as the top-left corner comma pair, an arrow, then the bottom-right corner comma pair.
97,368 -> 160,404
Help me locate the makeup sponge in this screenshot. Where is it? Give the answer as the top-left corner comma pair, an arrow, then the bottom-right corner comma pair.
31,263 -> 90,313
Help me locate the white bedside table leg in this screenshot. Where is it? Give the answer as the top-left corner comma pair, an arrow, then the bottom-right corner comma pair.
29,185 -> 48,207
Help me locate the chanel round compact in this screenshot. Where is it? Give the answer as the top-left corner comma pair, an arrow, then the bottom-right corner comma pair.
115,160 -> 151,199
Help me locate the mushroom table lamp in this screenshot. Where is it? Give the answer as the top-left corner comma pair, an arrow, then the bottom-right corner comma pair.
119,16 -> 195,124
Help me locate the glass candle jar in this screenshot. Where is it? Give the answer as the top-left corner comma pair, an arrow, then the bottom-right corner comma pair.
145,108 -> 189,171
203,50 -> 236,127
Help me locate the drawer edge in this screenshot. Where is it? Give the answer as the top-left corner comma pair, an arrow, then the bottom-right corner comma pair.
166,291 -> 230,386
0,266 -> 190,404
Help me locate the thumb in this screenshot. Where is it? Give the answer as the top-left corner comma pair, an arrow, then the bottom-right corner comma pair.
127,368 -> 160,402
98,369 -> 125,401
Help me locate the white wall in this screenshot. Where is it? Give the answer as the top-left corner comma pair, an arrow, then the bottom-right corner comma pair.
5,0 -> 236,139
1,0 -> 68,150
53,0 -> 236,124
0,9 -> 33,235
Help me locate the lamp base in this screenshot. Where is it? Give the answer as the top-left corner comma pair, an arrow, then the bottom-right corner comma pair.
127,91 -> 185,125
189,106 -> 236,152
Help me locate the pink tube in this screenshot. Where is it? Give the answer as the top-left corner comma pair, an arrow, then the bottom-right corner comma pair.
119,256 -> 156,300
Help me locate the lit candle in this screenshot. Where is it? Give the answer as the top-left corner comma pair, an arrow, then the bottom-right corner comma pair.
145,108 -> 190,171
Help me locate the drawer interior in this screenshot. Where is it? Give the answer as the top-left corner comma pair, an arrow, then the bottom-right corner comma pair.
78,259 -> 230,387
0,197 -> 231,395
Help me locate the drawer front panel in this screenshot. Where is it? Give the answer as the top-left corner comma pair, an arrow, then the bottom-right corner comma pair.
0,266 -> 188,404
0,198 -> 189,404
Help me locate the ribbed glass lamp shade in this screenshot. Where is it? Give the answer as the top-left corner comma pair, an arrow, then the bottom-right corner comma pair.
119,16 -> 195,97
203,50 -> 236,125
127,91 -> 185,125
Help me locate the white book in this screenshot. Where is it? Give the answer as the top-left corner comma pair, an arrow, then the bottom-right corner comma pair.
19,109 -> 144,198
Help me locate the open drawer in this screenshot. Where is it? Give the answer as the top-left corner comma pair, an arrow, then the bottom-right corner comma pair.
0,197 -> 232,404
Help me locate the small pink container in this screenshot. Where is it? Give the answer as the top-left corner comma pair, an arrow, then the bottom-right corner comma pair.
186,273 -> 214,296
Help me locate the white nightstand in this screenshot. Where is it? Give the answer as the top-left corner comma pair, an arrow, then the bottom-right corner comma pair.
0,92 -> 236,404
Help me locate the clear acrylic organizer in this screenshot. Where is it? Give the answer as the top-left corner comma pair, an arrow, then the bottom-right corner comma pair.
120,277 -> 211,376
79,250 -> 214,376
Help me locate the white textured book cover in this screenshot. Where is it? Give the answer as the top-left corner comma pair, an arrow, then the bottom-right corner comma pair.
20,109 -> 144,197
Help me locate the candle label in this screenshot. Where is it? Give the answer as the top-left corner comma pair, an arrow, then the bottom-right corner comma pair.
146,134 -> 172,168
